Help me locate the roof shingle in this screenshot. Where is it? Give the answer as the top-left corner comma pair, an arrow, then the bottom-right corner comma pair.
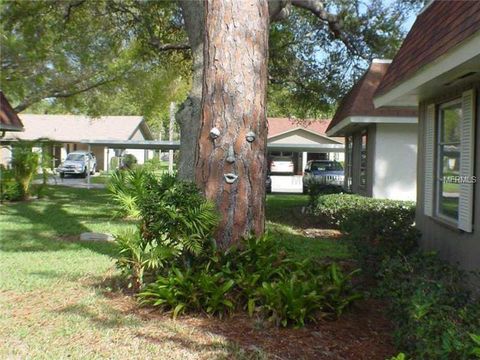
375,0 -> 480,96
327,61 -> 417,132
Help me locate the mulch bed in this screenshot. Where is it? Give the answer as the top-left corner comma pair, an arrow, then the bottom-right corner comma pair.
187,298 -> 396,360
103,286 -> 396,360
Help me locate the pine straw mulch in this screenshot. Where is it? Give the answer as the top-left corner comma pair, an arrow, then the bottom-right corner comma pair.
102,287 -> 396,360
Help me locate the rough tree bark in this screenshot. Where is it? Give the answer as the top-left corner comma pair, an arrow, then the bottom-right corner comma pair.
195,0 -> 270,247
176,0 -> 204,180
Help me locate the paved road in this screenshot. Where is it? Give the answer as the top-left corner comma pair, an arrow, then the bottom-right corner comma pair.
33,174 -> 106,189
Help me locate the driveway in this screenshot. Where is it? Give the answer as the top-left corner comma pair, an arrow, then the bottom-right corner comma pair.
270,175 -> 303,193
33,174 -> 106,189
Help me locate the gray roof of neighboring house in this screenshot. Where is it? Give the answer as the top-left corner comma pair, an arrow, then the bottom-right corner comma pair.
5,114 -> 152,142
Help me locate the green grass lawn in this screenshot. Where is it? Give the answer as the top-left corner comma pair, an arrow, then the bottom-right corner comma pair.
266,194 -> 351,260
0,187 -> 350,359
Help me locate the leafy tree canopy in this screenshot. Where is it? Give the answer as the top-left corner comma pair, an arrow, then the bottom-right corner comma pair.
1,0 -> 424,124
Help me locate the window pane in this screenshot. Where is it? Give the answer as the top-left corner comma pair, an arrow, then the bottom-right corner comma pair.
439,180 -> 459,220
437,101 -> 461,221
441,145 -> 460,176
441,103 -> 462,143
360,132 -> 367,187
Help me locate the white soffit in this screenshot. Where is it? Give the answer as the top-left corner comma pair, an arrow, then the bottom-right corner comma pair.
326,116 -> 417,137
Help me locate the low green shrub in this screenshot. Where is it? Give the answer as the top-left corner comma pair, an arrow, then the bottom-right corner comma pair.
122,153 -> 137,169
313,194 -> 419,270
139,235 -> 362,327
377,251 -> 480,359
0,166 -> 23,201
305,180 -> 345,208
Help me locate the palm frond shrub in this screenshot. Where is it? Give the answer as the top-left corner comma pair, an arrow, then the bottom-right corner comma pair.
107,167 -> 151,219
115,228 -> 177,291
10,142 -> 40,200
138,173 -> 219,266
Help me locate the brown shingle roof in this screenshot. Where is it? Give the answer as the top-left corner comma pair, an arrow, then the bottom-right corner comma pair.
327,61 -> 417,132
375,0 -> 480,96
0,92 -> 24,132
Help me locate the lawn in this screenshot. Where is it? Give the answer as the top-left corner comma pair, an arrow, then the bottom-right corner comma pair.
0,187 -> 393,359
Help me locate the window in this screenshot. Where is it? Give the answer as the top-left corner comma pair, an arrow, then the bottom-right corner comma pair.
424,89 -> 476,232
436,100 -> 462,221
359,130 -> 368,188
346,136 -> 353,190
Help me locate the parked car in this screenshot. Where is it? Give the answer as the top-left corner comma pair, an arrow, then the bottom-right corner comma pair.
269,152 -> 294,174
303,160 -> 344,192
57,151 -> 97,178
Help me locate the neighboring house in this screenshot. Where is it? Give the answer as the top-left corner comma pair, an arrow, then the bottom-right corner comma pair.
326,60 -> 418,201
267,118 -> 345,175
0,92 -> 24,134
0,92 -> 24,166
2,114 -> 154,171
373,1 -> 480,274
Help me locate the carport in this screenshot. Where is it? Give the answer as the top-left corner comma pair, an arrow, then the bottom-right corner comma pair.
80,140 -> 344,192
266,143 -> 345,193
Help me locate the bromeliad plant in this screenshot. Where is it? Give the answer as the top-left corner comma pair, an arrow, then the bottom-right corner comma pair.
139,235 -> 362,327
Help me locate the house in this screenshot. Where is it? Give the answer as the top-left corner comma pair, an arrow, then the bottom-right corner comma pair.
326,60 -> 418,201
0,92 -> 24,134
266,118 -> 345,193
267,117 -> 345,175
373,0 -> 480,273
1,114 -> 154,171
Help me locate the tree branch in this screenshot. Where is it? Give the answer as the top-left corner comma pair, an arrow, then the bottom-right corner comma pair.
148,39 -> 191,52
290,0 -> 363,57
13,76 -> 117,113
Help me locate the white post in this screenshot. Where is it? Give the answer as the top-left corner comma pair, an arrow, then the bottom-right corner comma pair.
104,147 -> 108,173
168,102 -> 175,174
87,144 -> 91,189
302,151 -> 308,173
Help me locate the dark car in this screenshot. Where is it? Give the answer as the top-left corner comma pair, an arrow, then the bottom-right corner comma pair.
303,160 -> 344,193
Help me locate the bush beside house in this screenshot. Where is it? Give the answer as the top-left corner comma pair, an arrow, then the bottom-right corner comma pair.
312,193 -> 480,359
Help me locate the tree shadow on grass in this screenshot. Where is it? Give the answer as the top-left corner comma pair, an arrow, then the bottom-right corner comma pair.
0,187 -> 122,257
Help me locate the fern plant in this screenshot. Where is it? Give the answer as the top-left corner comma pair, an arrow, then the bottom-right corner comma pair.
115,228 -> 176,290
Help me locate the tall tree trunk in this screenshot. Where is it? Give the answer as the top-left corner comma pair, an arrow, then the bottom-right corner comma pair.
195,0 -> 269,247
168,102 -> 175,174
177,0 -> 204,181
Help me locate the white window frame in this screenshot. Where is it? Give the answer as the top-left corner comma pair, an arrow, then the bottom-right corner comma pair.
345,136 -> 353,191
359,130 -> 368,189
435,98 -> 462,225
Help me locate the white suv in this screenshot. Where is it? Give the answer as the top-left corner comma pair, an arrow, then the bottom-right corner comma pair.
57,151 -> 97,178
